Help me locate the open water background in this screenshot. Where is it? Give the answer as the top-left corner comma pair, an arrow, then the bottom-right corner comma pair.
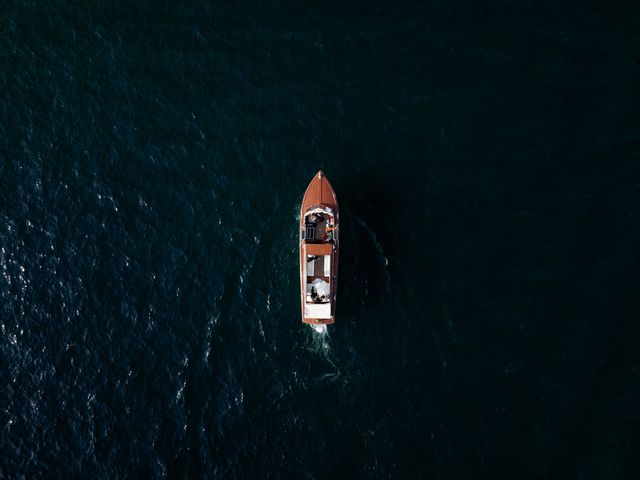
1,1 -> 640,478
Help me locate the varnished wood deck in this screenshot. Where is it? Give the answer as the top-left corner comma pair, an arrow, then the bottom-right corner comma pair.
305,243 -> 332,255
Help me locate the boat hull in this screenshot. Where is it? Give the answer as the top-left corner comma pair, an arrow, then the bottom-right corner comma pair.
299,171 -> 339,325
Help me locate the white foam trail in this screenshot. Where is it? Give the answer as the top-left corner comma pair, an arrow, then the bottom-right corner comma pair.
312,324 -> 327,334
308,323 -> 330,351
307,324 -> 340,381
308,324 -> 333,359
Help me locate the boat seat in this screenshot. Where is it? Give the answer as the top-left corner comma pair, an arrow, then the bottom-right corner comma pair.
305,225 -> 315,240
306,258 -> 315,276
304,302 -> 332,319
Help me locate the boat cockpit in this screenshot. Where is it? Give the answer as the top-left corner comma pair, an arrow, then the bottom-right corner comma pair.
302,206 -> 336,244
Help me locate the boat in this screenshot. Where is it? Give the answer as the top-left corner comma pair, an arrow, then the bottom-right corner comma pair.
299,171 -> 339,325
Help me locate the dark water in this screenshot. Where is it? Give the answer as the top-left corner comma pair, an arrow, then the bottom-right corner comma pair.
2,1 -> 640,478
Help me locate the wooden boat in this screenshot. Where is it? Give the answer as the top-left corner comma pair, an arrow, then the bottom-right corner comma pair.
299,171 -> 339,324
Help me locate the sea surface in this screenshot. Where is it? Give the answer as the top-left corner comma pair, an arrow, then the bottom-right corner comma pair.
1,1 -> 640,478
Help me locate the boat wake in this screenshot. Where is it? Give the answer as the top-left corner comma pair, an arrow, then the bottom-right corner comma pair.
308,324 -> 330,354
307,324 -> 340,381
311,324 -> 327,334
354,215 -> 390,274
